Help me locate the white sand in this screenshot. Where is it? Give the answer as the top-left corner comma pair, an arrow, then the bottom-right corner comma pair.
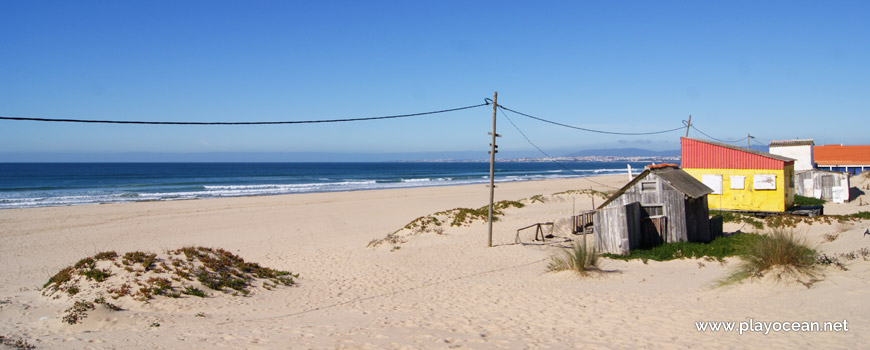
2,174 -> 869,349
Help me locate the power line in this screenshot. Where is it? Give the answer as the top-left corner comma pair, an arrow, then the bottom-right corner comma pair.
499,109 -> 617,189
751,137 -> 768,147
688,124 -> 749,144
498,105 -> 685,135
0,101 -> 490,125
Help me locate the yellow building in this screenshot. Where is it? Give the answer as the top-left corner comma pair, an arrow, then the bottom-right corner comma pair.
681,137 -> 795,212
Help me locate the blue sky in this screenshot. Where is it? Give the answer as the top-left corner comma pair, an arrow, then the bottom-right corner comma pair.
1,1 -> 867,161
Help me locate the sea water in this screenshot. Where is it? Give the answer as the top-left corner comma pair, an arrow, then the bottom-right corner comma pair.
0,162 -> 645,209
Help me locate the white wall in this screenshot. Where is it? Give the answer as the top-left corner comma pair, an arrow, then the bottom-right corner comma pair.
769,145 -> 814,171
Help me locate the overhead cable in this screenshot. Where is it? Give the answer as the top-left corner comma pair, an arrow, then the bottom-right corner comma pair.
688,124 -> 748,144
0,101 -> 490,125
497,104 -> 684,135
499,109 -> 617,189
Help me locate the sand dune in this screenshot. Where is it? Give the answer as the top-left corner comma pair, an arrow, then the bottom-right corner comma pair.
2,174 -> 869,349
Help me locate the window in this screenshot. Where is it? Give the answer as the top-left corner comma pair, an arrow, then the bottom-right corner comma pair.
641,181 -> 657,192
753,174 -> 777,190
643,205 -> 664,217
702,174 -> 723,194
730,175 -> 745,190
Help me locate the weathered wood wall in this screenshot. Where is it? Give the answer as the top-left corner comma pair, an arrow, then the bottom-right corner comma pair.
795,170 -> 850,202
596,172 -> 713,254
594,202 -> 641,255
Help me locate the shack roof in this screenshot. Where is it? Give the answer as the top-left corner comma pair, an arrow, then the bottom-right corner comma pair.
814,145 -> 870,165
769,139 -> 815,147
597,165 -> 713,209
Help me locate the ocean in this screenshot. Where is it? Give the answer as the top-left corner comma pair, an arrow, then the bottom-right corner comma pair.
0,162 -> 645,209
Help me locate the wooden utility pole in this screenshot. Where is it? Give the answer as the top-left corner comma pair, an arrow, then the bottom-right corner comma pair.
685,115 -> 692,138
487,91 -> 499,247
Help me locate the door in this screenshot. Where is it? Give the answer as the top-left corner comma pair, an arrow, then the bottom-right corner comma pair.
821,175 -> 834,200
640,215 -> 667,248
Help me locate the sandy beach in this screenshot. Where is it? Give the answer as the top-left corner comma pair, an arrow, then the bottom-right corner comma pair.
2,174 -> 870,349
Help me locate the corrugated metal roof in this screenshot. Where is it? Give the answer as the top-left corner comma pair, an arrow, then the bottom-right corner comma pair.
681,137 -> 795,170
769,139 -> 814,147
814,145 -> 870,165
597,165 -> 712,209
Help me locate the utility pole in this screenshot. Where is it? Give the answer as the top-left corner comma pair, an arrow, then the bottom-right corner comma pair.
747,133 -> 751,149
487,91 -> 499,248
685,115 -> 692,138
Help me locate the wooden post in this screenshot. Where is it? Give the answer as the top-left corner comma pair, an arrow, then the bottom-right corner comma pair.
685,115 -> 692,138
487,91 -> 499,247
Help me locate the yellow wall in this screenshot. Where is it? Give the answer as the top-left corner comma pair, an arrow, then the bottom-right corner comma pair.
684,166 -> 795,212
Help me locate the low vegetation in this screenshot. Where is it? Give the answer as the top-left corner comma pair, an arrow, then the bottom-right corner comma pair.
793,195 -> 826,206
712,210 -> 870,230
369,200 -> 526,248
718,228 -> 819,286
552,188 -> 611,200
0,334 -> 35,350
44,247 -> 299,325
602,233 -> 761,263
547,242 -> 600,276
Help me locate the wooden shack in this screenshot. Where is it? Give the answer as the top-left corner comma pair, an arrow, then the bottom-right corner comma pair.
795,169 -> 850,203
593,164 -> 715,255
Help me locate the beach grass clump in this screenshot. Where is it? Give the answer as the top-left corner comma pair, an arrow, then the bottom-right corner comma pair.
602,233 -> 761,262
547,242 -> 600,276
718,228 -> 818,286
528,194 -> 546,203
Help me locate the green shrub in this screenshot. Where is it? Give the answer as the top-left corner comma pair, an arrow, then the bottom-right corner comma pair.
794,195 -> 826,206
602,233 -> 761,262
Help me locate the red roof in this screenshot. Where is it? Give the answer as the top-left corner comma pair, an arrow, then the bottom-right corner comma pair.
646,163 -> 679,169
814,145 -> 870,165
681,137 -> 794,170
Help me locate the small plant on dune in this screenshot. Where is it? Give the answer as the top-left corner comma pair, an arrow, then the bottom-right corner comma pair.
547,242 -> 600,276
93,296 -> 122,311
123,251 -> 157,271
553,188 -> 611,200
823,233 -> 839,242
718,228 -> 818,286
0,334 -> 35,350
62,300 -> 95,325
181,286 -> 207,298
44,266 -> 75,290
529,194 -> 547,203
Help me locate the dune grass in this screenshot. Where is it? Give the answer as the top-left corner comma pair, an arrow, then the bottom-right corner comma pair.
547,242 -> 600,276
718,227 -> 818,286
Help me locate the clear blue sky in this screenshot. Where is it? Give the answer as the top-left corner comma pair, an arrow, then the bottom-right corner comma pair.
1,1 -> 867,161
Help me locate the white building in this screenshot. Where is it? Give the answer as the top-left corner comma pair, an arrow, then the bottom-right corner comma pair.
769,139 -> 815,171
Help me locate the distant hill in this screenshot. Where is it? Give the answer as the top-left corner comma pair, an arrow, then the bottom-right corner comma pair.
565,148 -> 680,157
